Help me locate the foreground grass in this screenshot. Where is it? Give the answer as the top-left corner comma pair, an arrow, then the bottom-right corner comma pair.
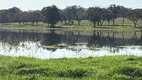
0,56 -> 142,80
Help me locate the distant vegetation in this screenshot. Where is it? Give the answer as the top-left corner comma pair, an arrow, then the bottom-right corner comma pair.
0,4 -> 142,28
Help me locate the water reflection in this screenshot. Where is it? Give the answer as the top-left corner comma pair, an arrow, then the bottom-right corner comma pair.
41,30 -> 61,46
87,31 -> 117,47
0,30 -> 142,59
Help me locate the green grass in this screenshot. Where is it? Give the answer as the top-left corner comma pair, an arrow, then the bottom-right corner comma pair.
0,18 -> 142,32
0,23 -> 141,32
0,55 -> 142,80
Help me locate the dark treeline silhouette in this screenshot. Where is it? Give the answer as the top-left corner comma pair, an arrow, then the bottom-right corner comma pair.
0,4 -> 142,27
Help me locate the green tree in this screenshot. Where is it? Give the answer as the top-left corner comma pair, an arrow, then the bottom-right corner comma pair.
41,5 -> 60,27
59,9 -> 67,25
119,6 -> 129,26
28,10 -> 41,26
70,5 -> 86,25
103,9 -> 113,26
64,6 -> 74,24
127,9 -> 141,27
108,4 -> 120,25
8,7 -> 21,22
0,10 -> 9,25
87,7 -> 102,27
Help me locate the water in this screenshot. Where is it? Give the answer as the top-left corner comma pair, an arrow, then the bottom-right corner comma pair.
0,30 -> 142,59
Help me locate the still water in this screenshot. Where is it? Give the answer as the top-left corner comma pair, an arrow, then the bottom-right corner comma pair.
0,30 -> 142,59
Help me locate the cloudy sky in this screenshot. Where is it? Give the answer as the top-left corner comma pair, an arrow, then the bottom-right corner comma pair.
0,0 -> 141,11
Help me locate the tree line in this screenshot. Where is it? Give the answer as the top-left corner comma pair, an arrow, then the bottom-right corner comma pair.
0,4 -> 142,27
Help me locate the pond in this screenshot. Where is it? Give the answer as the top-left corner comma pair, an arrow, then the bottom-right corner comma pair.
0,30 -> 142,59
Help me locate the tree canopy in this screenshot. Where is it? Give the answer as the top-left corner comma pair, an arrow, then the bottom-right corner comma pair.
42,5 -> 60,27
0,4 -> 141,28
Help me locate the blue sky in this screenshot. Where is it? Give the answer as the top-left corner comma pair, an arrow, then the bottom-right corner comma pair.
0,0 -> 142,11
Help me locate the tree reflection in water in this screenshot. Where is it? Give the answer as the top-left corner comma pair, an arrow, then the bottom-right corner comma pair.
0,30 -> 141,58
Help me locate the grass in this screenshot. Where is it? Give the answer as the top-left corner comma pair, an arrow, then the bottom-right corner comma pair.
0,55 -> 142,80
0,18 -> 142,32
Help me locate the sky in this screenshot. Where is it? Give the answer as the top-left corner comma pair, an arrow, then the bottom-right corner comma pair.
0,0 -> 142,11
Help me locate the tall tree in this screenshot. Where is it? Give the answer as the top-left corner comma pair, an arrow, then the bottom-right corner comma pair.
41,5 -> 60,27
8,7 -> 21,22
70,5 -> 86,25
0,10 -> 9,25
59,9 -> 67,25
103,9 -> 113,26
28,10 -> 41,26
108,4 -> 120,25
64,6 -> 73,24
127,9 -> 141,27
87,7 -> 102,27
119,6 -> 129,26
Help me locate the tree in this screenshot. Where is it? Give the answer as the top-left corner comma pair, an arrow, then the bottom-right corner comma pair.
14,11 -> 27,26
64,6 -> 74,24
108,4 -> 120,25
28,10 -> 41,26
8,7 -> 21,22
0,10 -> 9,25
127,9 -> 141,27
21,11 -> 29,25
119,6 -> 129,26
69,5 -> 86,25
41,5 -> 60,27
87,7 -> 102,27
103,9 -> 113,25
59,9 -> 67,25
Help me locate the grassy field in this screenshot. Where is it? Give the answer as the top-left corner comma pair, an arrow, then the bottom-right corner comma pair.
0,55 -> 142,80
0,18 -> 142,32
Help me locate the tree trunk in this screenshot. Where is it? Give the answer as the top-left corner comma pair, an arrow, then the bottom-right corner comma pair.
93,22 -> 96,27
60,21 -> 63,25
36,22 -> 38,26
19,22 -> 21,26
122,17 -> 125,26
113,18 -> 115,26
64,20 -> 67,25
51,24 -> 55,28
78,20 -> 80,26
133,21 -> 137,28
134,23 -> 136,28
108,20 -> 110,26
97,21 -> 99,26
100,20 -> 104,26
